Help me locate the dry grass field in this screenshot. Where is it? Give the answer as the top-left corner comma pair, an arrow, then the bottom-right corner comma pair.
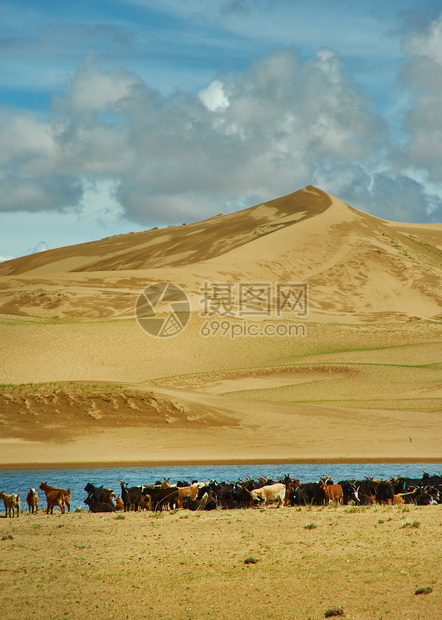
0,505 -> 440,620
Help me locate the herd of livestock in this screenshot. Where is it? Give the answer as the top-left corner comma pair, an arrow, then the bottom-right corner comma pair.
1,470 -> 441,517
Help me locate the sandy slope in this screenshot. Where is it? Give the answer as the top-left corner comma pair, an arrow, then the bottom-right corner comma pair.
1,317 -> 441,467
0,186 -> 441,467
0,186 -> 441,320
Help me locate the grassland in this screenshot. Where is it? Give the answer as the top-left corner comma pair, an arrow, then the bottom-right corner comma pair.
0,504 -> 440,620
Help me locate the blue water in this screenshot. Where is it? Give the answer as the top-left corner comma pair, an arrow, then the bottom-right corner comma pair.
0,463 -> 440,511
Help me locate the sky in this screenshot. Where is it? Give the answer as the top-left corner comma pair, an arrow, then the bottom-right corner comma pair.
1,0 -> 442,261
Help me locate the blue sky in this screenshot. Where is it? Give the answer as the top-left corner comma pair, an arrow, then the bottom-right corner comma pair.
1,0 -> 442,260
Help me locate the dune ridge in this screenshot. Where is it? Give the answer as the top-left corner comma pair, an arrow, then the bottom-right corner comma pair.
0,185 -> 441,320
0,185 -> 441,467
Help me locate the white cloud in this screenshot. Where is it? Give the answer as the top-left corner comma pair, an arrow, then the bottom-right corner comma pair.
1,46 -> 387,225
313,165 -> 442,223
398,12 -> 442,183
1,10 -> 442,241
55,58 -> 143,115
0,109 -> 54,168
403,13 -> 442,66
198,80 -> 229,111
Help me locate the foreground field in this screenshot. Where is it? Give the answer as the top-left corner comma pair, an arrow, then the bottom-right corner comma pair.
1,505 -> 440,620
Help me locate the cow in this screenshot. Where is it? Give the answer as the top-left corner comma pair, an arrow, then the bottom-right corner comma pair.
26,488 -> 39,514
0,491 -> 20,518
248,483 -> 286,508
39,482 -> 71,512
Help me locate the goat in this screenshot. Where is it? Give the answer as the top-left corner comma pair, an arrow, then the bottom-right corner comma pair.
44,490 -> 65,515
85,497 -> 116,513
115,496 -> 125,511
26,488 -> 39,514
322,483 -> 343,504
119,481 -> 142,511
39,482 -> 71,512
177,484 -> 199,508
0,491 -> 20,518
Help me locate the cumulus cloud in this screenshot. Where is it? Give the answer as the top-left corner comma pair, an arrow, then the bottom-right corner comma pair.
399,13 -> 442,182
314,165 -> 442,223
0,20 -> 441,227
54,58 -> 143,116
0,46 -> 387,224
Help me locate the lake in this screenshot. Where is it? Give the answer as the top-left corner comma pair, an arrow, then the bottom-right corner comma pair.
1,462 -> 440,511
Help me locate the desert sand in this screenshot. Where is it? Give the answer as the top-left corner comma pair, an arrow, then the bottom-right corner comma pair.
0,186 -> 441,467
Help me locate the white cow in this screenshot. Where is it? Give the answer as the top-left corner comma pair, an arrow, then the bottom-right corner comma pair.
249,483 -> 286,508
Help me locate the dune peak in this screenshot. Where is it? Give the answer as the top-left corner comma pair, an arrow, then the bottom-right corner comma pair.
0,185 -> 441,321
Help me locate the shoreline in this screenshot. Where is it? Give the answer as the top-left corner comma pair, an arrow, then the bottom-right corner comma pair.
1,456 -> 441,471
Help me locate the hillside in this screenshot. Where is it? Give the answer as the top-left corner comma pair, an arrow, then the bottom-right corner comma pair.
1,185 -> 441,467
0,185 -> 441,320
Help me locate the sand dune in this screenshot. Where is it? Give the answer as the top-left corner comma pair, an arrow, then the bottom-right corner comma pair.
0,186 -> 441,467
0,186 -> 441,320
